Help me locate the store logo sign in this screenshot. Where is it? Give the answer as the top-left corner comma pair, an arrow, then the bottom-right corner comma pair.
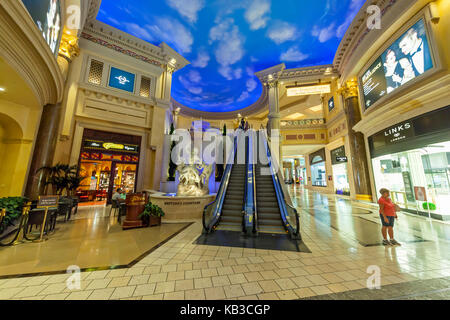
115,75 -> 130,85
383,122 -> 414,144
103,142 -> 125,150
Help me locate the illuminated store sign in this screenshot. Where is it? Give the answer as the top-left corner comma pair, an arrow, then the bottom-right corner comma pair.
328,97 -> 335,112
22,0 -> 62,55
361,19 -> 434,109
331,146 -> 347,165
108,67 -> 136,93
287,84 -> 331,97
84,140 -> 139,153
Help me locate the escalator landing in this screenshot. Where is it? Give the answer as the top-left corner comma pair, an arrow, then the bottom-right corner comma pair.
194,230 -> 311,253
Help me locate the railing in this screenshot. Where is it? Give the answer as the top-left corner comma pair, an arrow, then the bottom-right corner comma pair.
261,131 -> 301,240
202,136 -> 238,234
244,133 -> 257,235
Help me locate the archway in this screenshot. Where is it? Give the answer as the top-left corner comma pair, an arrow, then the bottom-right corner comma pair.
0,112 -> 26,197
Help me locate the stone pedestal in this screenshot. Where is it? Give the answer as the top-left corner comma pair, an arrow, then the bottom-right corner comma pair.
150,193 -> 215,220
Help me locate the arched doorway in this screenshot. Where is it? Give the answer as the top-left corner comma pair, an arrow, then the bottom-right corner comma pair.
0,113 -> 26,197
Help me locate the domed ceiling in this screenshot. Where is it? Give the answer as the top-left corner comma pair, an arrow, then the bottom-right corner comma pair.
97,0 -> 365,113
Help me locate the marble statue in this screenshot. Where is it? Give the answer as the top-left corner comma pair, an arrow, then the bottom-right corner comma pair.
176,148 -> 213,196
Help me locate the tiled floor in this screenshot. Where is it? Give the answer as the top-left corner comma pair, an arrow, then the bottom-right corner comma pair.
0,206 -> 191,277
1,187 -> 449,300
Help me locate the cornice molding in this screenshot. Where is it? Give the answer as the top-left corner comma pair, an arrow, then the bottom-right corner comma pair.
78,82 -> 156,109
82,20 -> 189,71
279,64 -> 339,83
0,0 -> 64,106
333,0 -> 400,76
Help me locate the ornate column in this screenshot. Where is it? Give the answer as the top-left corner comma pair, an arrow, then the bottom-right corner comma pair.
25,33 -> 79,200
266,79 -> 282,171
163,64 -> 175,102
340,79 -> 372,201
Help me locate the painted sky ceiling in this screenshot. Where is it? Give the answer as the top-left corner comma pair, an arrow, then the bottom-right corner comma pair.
97,0 -> 365,113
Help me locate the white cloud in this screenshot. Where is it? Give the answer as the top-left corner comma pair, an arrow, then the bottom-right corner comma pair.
246,78 -> 257,92
187,70 -> 202,83
280,46 -> 309,62
123,23 -> 154,42
179,74 -> 202,95
166,0 -> 205,23
192,51 -> 210,68
146,17 -> 193,53
237,91 -> 250,102
267,21 -> 298,44
311,24 -> 336,43
234,68 -> 243,79
218,66 -> 243,81
244,0 -> 271,30
209,18 -> 245,80
336,0 -> 365,38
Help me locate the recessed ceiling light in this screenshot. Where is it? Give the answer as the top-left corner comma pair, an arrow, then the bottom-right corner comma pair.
0,87 -> 5,92
309,105 -> 322,112
285,113 -> 304,120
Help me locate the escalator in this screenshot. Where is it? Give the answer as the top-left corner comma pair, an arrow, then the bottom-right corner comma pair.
255,163 -> 286,234
202,130 -> 301,247
215,164 -> 245,231
252,131 -> 301,240
202,135 -> 247,234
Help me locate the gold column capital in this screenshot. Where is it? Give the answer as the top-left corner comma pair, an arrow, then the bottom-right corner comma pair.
58,33 -> 80,62
338,79 -> 359,99
165,64 -> 176,74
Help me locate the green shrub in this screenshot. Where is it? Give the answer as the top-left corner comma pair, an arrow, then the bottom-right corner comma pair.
422,202 -> 436,211
0,197 -> 27,233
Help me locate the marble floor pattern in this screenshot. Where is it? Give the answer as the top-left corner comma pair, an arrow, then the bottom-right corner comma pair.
0,206 -> 191,277
0,187 -> 449,300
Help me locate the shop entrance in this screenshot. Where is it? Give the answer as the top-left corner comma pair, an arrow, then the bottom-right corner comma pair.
331,146 -> 350,195
77,129 -> 141,205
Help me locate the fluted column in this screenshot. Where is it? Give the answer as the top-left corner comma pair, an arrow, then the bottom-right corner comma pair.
25,103 -> 63,199
340,80 -> 372,201
25,33 -> 80,199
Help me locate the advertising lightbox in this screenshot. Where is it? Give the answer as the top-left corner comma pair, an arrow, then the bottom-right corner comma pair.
22,0 -> 62,56
360,19 -> 433,109
108,67 -> 136,93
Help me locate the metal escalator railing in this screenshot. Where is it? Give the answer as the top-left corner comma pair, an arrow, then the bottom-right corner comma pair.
202,136 -> 238,234
244,133 -> 257,235
261,131 -> 301,240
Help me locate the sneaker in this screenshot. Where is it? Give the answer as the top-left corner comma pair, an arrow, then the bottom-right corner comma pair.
390,239 -> 401,246
382,240 -> 391,246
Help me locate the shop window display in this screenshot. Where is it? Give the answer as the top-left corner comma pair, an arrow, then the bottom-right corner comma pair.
372,141 -> 450,218
311,160 -> 327,187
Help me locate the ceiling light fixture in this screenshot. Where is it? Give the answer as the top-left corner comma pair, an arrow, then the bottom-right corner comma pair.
0,87 -> 5,92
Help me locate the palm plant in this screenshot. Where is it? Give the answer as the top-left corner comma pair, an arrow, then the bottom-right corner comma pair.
37,163 -> 84,196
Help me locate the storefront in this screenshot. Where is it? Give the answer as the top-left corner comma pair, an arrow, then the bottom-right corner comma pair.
77,129 -> 142,203
369,105 -> 450,220
309,149 -> 327,187
331,146 -> 350,195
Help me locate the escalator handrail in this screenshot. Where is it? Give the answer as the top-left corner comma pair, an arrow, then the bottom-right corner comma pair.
202,135 -> 238,233
261,131 -> 301,238
244,132 -> 257,234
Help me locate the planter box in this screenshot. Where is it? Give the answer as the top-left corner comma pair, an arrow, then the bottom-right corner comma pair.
149,216 -> 161,227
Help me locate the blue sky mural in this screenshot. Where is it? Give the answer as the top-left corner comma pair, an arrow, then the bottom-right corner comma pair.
97,0 -> 365,113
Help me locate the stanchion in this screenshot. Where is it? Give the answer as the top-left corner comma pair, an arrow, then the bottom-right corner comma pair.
32,196 -> 59,243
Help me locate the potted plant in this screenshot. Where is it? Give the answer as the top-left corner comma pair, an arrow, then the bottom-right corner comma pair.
139,202 -> 165,227
0,197 -> 27,236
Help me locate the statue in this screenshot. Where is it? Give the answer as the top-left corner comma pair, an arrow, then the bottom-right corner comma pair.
176,148 -> 213,196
